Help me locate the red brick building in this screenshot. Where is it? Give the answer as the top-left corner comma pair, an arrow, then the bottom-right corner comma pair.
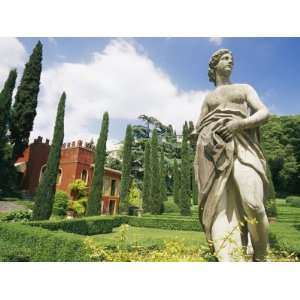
15,136 -> 122,215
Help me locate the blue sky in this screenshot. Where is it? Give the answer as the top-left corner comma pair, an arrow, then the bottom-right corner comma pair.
2,37 -> 300,147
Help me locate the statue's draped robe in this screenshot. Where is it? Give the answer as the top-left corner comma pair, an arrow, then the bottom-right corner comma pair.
194,102 -> 269,242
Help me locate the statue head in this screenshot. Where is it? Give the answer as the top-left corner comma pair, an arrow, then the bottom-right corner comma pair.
208,49 -> 233,86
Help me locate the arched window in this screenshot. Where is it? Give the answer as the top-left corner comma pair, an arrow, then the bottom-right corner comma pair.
81,169 -> 88,183
56,169 -> 62,185
39,165 -> 47,183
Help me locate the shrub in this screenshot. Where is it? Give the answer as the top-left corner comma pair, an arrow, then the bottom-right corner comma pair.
163,201 -> 180,213
68,200 -> 85,217
0,209 -> 32,222
265,198 -> 277,217
0,223 -> 91,261
28,216 -> 123,235
285,196 -> 300,208
69,179 -> 88,200
124,216 -> 202,232
53,190 -> 69,216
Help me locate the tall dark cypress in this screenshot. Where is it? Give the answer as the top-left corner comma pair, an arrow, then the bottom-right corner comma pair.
142,141 -> 151,213
150,129 -> 161,214
173,159 -> 180,206
119,125 -> 133,214
159,150 -> 168,204
179,122 -> 191,215
10,41 -> 43,161
0,70 -> 17,192
32,92 -> 66,220
86,112 -> 109,216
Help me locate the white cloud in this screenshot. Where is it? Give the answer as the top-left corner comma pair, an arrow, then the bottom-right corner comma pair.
33,39 -> 208,143
209,37 -> 224,46
0,38 -> 27,85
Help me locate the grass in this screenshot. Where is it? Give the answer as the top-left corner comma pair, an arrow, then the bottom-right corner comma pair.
92,225 -> 207,248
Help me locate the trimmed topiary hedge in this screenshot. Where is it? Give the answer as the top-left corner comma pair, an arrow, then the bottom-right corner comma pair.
28,216 -> 123,235
0,223 -> 92,261
124,216 -> 203,232
286,196 -> 300,208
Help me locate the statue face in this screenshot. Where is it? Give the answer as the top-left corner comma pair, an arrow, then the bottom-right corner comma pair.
215,52 -> 233,78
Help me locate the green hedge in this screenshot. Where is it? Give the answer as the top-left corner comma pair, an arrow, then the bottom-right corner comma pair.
124,216 -> 203,232
286,196 -> 300,208
0,223 -> 91,261
28,216 -> 123,235
269,223 -> 300,258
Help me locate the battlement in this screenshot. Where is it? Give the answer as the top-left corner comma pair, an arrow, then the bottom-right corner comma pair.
62,139 -> 95,151
33,136 -> 50,145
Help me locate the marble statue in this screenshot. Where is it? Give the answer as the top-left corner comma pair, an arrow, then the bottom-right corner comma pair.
194,49 -> 270,262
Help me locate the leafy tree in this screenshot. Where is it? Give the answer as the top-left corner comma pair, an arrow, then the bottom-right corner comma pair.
32,92 -> 66,220
68,179 -> 88,200
150,129 -> 161,214
142,141 -> 151,213
179,122 -> 191,215
10,41 -> 43,162
173,159 -> 180,206
119,125 -> 133,213
86,112 -> 109,216
128,180 -> 142,208
0,70 -> 17,193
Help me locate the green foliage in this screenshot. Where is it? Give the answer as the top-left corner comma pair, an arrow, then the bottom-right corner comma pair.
142,141 -> 151,212
52,190 -> 69,216
119,125 -> 133,213
0,209 -> 32,222
179,122 -> 191,215
159,150 -> 168,205
0,222 -> 91,261
68,179 -> 88,200
10,41 -> 43,161
163,200 -> 180,213
128,180 -> 142,208
0,70 -> 18,193
29,216 -> 123,235
265,199 -> 277,218
124,216 -> 202,232
150,129 -> 162,214
286,196 -> 300,208
261,116 -> 300,196
173,159 -> 180,205
87,112 -> 109,216
32,92 -> 66,220
68,200 -> 86,217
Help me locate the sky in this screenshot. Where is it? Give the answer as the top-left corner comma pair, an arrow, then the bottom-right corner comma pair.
1,37 -> 300,149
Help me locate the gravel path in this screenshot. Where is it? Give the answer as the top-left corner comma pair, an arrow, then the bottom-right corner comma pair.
0,201 -> 26,212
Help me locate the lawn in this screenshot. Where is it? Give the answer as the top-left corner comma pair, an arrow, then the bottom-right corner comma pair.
92,225 -> 207,248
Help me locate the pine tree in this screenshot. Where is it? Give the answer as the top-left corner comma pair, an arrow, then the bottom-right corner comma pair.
173,159 -> 180,206
86,112 -> 109,216
142,141 -> 151,213
0,70 -> 17,192
150,129 -> 161,214
32,92 -> 66,220
179,122 -> 191,215
119,125 -> 133,214
10,41 -> 43,161
159,150 -> 168,205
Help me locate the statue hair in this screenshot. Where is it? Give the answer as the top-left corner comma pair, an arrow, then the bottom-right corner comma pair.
208,49 -> 233,86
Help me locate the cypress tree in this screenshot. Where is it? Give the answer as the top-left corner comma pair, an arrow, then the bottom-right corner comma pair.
159,150 -> 168,204
32,92 -> 66,220
179,122 -> 191,215
119,125 -> 133,214
0,70 -> 17,192
142,141 -> 151,213
10,40 -> 43,161
173,159 -> 180,206
150,129 -> 161,214
86,112 -> 109,216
